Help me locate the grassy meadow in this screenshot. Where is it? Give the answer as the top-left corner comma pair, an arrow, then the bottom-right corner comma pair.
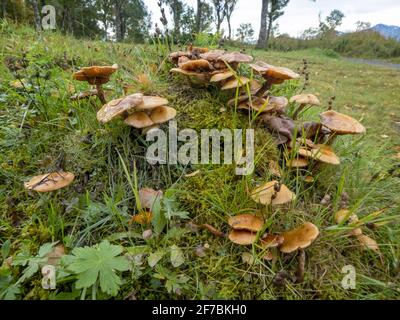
0,21 -> 399,300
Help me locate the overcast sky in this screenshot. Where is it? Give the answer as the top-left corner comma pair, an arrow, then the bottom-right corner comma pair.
146,0 -> 400,38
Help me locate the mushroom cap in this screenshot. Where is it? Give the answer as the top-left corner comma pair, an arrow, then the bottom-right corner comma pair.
170,68 -> 208,82
287,157 -> 309,168
24,171 -> 75,192
228,214 -> 264,232
200,49 -> 225,61
237,96 -> 288,114
180,59 -> 212,72
228,230 -> 257,245
261,233 -> 285,248
210,70 -> 234,82
311,144 -> 341,165
320,110 -> 366,135
272,184 -> 296,205
251,181 -> 277,205
218,51 -> 253,64
97,93 -> 143,123
279,222 -> 319,253
290,94 -> 320,106
124,112 -> 154,128
250,62 -> 300,80
137,96 -> 169,110
73,64 -> 118,85
221,76 -> 251,90
150,106 -> 177,124
190,46 -> 209,55
70,89 -> 98,101
138,188 -> 163,209
178,56 -> 191,67
357,234 -> 380,252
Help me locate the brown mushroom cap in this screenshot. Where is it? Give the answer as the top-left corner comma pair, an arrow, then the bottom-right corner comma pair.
279,222 -> 319,253
221,76 -> 251,90
70,89 -> 98,101
320,110 -> 366,135
210,70 -> 234,82
261,233 -> 284,248
228,214 -> 264,232
137,96 -> 169,110
296,145 -> 340,165
357,234 -> 380,252
287,157 -> 309,168
178,56 -> 191,67
150,106 -> 177,124
24,172 -> 75,192
170,68 -> 208,82
251,181 -> 277,205
218,51 -> 253,64
124,112 -> 154,128
200,49 -> 226,61
228,230 -> 257,245
73,64 -> 118,85
97,93 -> 143,123
180,59 -> 212,72
290,94 -> 320,106
272,184 -> 296,205
250,62 -> 300,80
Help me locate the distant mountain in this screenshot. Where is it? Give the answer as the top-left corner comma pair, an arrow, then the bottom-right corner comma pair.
371,24 -> 400,41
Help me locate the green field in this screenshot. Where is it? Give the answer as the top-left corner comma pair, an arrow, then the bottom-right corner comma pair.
1,22 -> 399,300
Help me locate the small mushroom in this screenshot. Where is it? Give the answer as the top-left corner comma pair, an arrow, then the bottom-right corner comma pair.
320,110 -> 366,135
97,93 -> 143,123
73,64 -> 118,103
296,144 -> 340,165
150,106 -> 177,124
200,49 -> 225,61
251,181 -> 295,205
124,112 -> 154,128
170,67 -> 209,83
24,172 -> 75,192
271,184 -> 296,205
235,96 -> 288,115
137,96 -> 169,110
228,230 -> 257,245
180,59 -> 212,72
279,222 -> 319,253
228,214 -> 264,232
221,76 -> 251,90
70,89 -> 98,101
357,234 -> 380,253
290,94 -> 320,120
218,51 -> 253,66
261,233 -> 284,248
138,188 -> 163,209
210,70 -> 234,83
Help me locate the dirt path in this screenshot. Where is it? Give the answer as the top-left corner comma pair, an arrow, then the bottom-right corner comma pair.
345,57 -> 400,70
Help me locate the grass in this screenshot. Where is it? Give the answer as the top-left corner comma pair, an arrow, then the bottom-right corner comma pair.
0,21 -> 399,300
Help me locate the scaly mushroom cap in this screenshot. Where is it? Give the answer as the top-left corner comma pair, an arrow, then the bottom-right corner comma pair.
261,234 -> 285,248
250,62 -> 300,80
24,172 -> 75,192
97,93 -> 143,123
210,70 -> 234,82
290,94 -> 320,106
200,49 -> 225,61
137,96 -> 169,110
320,110 -> 366,135
124,112 -> 154,128
218,51 -> 253,64
228,214 -> 264,232
228,230 -> 257,245
180,59 -> 212,72
73,64 -> 118,85
221,76 -> 251,90
279,222 -> 319,253
150,106 -> 177,124
70,89 -> 98,101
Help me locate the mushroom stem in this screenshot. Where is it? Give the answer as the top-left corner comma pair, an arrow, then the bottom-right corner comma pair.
295,249 -> 306,283
255,81 -> 272,97
96,84 -> 107,104
292,103 -> 307,120
325,132 -> 338,146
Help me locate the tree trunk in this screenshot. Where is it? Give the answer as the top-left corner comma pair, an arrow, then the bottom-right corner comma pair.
256,0 -> 269,48
227,15 -> 232,39
266,12 -> 273,47
31,0 -> 42,32
1,0 -> 6,18
115,0 -> 125,41
195,0 -> 202,33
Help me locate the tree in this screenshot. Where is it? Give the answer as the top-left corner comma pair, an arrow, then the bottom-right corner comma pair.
95,0 -> 113,40
266,0 -> 289,46
211,0 -> 225,34
1,0 -> 7,18
325,9 -> 345,31
195,0 -> 202,33
29,0 -> 42,32
236,23 -> 254,43
356,21 -> 371,32
256,0 -> 269,48
195,1 -> 213,33
224,0 -> 237,40
162,0 -> 184,36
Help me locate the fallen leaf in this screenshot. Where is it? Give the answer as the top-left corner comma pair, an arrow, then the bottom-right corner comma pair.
184,170 -> 200,177
200,223 -> 225,237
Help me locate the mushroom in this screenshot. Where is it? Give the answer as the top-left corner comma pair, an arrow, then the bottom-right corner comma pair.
290,94 -> 320,120
294,144 -> 340,165
279,222 -> 319,253
97,93 -> 143,123
170,67 -> 209,84
221,76 -> 251,90
357,234 -> 380,253
335,209 -> 362,236
73,64 -> 118,103
251,181 -> 296,205
250,62 -> 300,97
228,230 -> 257,245
70,89 -> 98,101
124,112 -> 154,128
150,106 -> 177,124
218,51 -> 253,69
234,96 -> 288,115
210,70 -> 235,83
24,171 -> 75,192
228,214 -> 264,232
180,59 -> 212,72
199,49 -> 226,62
320,110 -> 366,135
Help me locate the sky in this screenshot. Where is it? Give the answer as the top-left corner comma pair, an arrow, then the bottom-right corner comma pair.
145,0 -> 400,38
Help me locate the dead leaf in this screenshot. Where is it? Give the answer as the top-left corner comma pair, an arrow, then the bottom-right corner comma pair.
200,223 -> 225,237
130,210 -> 153,225
184,170 -> 200,177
